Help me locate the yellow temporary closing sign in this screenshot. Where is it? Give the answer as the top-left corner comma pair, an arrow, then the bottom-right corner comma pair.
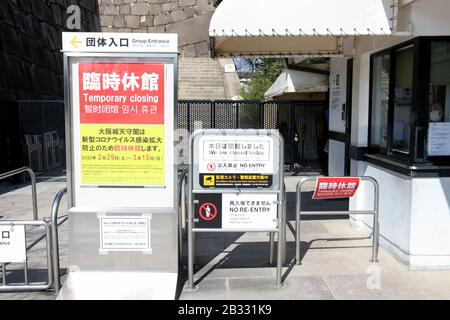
80,124 -> 165,186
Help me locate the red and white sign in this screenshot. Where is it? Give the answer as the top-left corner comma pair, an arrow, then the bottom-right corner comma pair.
312,177 -> 360,199
198,202 -> 218,221
79,63 -> 165,125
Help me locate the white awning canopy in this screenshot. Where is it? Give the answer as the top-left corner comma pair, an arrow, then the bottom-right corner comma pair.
209,0 -> 394,57
264,69 -> 329,99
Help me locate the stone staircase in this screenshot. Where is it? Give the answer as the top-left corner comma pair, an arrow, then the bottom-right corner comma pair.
178,57 -> 227,100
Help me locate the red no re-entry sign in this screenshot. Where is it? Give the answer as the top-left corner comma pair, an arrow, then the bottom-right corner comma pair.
312,177 -> 361,199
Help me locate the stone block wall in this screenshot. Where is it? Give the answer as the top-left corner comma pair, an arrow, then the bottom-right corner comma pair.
0,0 -> 100,101
0,0 -> 100,173
98,0 -> 215,57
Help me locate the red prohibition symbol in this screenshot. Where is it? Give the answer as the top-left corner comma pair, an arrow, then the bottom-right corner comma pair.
207,162 -> 216,171
198,202 -> 218,221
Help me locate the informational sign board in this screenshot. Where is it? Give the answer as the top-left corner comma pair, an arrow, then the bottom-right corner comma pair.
428,122 -> 450,156
312,177 -> 360,199
62,32 -> 177,53
330,73 -> 341,110
188,129 -> 285,288
66,33 -> 177,209
0,225 -> 26,263
62,32 -> 179,299
194,193 -> 278,230
194,133 -> 278,189
99,216 -> 151,252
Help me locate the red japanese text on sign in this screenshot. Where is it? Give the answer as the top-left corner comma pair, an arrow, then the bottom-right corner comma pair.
78,63 -> 164,125
312,177 -> 361,200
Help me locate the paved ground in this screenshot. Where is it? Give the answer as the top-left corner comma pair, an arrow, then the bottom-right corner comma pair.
1,176 -> 450,300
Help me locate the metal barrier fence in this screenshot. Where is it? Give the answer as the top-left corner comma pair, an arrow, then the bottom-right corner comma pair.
50,188 -> 67,293
0,167 -> 38,220
178,170 -> 188,263
0,220 -> 53,292
295,176 -> 380,265
186,129 -> 286,289
0,168 -> 68,294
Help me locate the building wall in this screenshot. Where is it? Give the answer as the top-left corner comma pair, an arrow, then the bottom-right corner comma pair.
350,162 -> 413,266
340,0 -> 450,269
328,58 -> 349,177
98,0 -> 215,57
328,140 -> 345,177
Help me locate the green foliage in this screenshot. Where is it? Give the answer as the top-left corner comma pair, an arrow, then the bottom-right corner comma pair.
212,0 -> 223,7
301,57 -> 330,64
240,59 -> 284,101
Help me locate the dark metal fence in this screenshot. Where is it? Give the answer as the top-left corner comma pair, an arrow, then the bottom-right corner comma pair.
176,100 -> 327,173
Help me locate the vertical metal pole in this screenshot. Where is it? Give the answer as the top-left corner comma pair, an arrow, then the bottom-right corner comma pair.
211,101 -> 215,128
24,262 -> 28,285
296,180 -> 302,265
187,133 -> 195,290
276,198 -> 284,286
269,232 -> 274,264
235,102 -> 239,128
178,172 -> 186,263
281,186 -> 287,264
45,222 -> 53,290
51,188 -> 66,293
187,102 -> 191,133
24,227 -> 28,285
29,169 -> 38,221
187,203 -> 194,288
2,263 -> 6,286
276,132 -> 285,286
371,178 -> 380,263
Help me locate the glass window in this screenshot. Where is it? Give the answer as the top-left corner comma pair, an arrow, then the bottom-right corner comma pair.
427,41 -> 450,157
392,45 -> 414,155
370,53 -> 390,147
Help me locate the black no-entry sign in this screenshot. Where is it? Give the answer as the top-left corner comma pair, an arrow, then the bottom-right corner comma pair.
198,202 -> 218,221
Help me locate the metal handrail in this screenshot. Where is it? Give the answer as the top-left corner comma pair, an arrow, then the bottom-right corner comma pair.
0,220 -> 53,292
177,169 -> 188,262
295,176 -> 380,265
50,187 -> 67,293
0,167 -> 38,220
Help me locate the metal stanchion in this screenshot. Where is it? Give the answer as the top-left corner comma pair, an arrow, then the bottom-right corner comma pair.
0,167 -> 39,220
269,232 -> 275,264
186,130 -> 286,288
295,176 -> 380,265
50,188 -> 67,293
186,134 -> 197,290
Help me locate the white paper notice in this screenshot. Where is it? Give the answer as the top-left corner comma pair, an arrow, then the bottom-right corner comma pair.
428,122 -> 450,156
198,135 -> 274,174
222,193 -> 278,230
0,225 -> 26,263
100,217 -> 151,252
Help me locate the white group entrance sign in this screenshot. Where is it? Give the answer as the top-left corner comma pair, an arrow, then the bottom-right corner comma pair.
187,129 -> 286,288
